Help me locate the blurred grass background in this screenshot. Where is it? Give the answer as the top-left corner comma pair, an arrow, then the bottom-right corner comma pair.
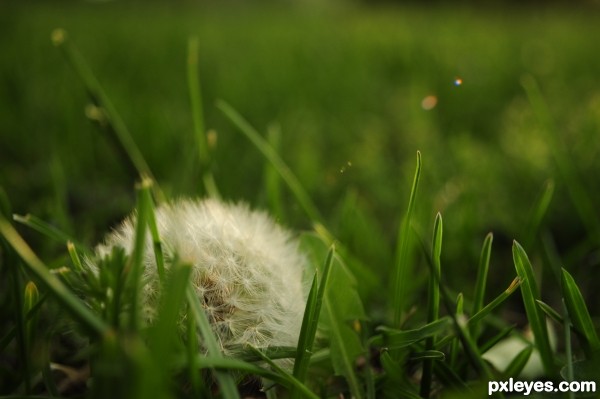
2,1 -> 600,315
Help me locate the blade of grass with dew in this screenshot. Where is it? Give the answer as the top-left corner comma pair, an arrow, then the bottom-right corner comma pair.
561,268 -> 600,354
421,212 -> 442,398
217,99 -> 322,224
13,213 -> 89,255
522,75 -> 600,245
392,151 -> 421,326
512,240 -> 554,375
0,216 -> 110,337
186,285 -> 240,399
523,179 -> 555,249
292,245 -> 334,398
51,29 -> 164,203
503,345 -> 534,378
470,232 -> 493,339
187,36 -> 219,199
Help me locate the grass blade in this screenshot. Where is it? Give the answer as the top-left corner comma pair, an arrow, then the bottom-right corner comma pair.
0,217 -> 110,337
51,29 -> 164,202
13,213 -> 89,255
503,345 -> 534,378
512,240 -> 554,375
421,212 -> 442,398
470,232 -> 493,338
561,268 -> 600,354
372,317 -> 452,349
217,100 -> 322,224
536,299 -> 564,325
393,151 -> 422,326
186,285 -> 240,399
467,277 -> 522,327
293,245 -> 334,395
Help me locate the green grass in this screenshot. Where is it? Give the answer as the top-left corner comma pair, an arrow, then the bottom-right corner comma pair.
1,2 -> 600,398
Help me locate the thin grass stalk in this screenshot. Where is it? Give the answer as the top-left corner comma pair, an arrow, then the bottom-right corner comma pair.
393,151 -> 422,326
186,285 -> 240,399
562,299 -> 576,399
13,213 -> 89,255
217,100 -> 322,224
470,233 -> 493,338
420,213 -> 442,398
139,185 -> 165,284
51,29 -> 164,202
0,217 -> 110,337
187,36 -> 219,198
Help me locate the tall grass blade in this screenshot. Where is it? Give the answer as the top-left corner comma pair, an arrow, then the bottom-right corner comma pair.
561,268 -> 600,354
293,245 -> 334,397
216,100 -> 322,224
470,232 -> 493,338
372,317 -> 451,349
51,29 -> 164,202
139,185 -> 165,284
0,216 -> 110,337
186,285 -> 240,399
536,299 -> 564,325
187,36 -> 219,198
393,151 -> 422,326
562,299 -> 575,399
421,212 -> 442,398
512,241 -> 554,375
127,178 -> 153,332
522,75 -> 600,245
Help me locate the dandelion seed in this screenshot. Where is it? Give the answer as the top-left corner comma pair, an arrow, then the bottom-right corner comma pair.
91,198 -> 307,354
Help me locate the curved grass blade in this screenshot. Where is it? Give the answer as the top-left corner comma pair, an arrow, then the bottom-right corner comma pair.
0,217 -> 110,337
468,277 -> 522,327
292,245 -> 334,397
561,268 -> 600,354
13,214 -> 89,255
393,151 -> 422,326
51,29 -> 164,203
470,232 -> 493,338
536,299 -> 564,326
512,241 -> 554,375
217,100 -> 322,224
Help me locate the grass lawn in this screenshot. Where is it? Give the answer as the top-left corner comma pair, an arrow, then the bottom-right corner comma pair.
1,2 -> 600,397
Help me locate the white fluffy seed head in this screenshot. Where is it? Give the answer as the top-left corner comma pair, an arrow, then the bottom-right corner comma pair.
93,198 -> 307,354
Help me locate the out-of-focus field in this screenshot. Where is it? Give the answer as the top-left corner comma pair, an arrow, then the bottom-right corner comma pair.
2,2 -> 600,309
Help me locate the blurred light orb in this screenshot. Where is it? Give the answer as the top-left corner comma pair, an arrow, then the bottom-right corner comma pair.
454,77 -> 463,86
421,95 -> 438,110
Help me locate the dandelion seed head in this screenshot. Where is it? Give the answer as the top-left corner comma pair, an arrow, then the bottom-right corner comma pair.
92,198 -> 307,354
